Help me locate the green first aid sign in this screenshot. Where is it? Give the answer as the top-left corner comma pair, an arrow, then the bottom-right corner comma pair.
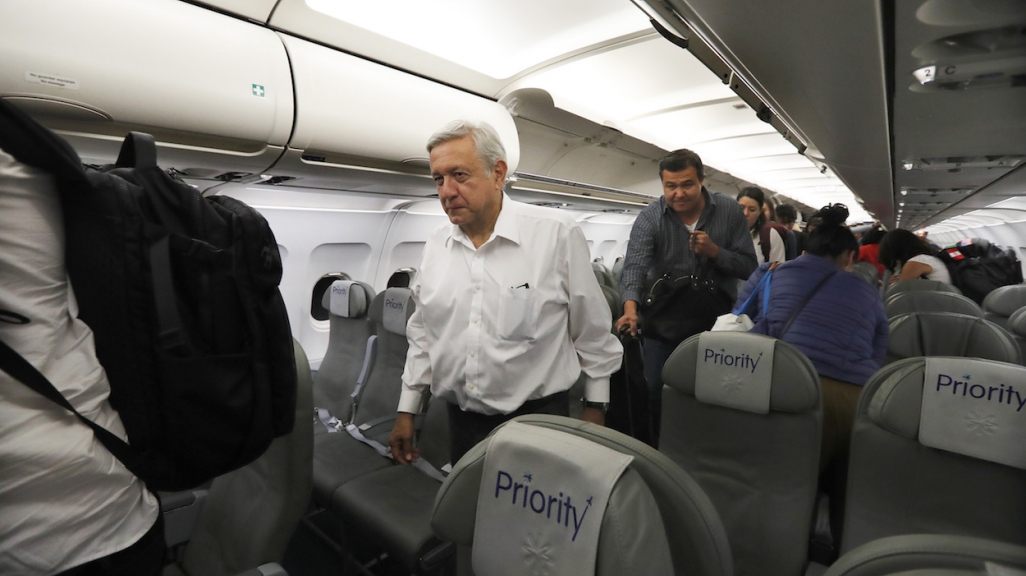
252,84 -> 265,97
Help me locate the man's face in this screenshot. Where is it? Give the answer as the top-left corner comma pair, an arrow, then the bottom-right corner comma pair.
661,166 -> 704,215
430,135 -> 506,228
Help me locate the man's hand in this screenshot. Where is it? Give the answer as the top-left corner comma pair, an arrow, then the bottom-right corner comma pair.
689,230 -> 720,259
388,412 -> 419,465
615,300 -> 639,336
580,406 -> 605,426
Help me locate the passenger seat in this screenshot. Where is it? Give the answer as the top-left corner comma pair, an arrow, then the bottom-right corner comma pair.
886,312 -> 1021,365
826,534 -> 1026,576
163,339 -> 314,576
883,290 -> 982,320
982,284 -> 1026,330
432,414 -> 733,576
841,357 -> 1026,553
883,279 -> 960,301
312,280 -> 377,433
311,287 -> 415,507
660,333 -> 822,576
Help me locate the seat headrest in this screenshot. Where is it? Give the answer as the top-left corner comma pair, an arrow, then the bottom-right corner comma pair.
982,285 -> 1026,317
433,415 -> 727,576
884,291 -> 983,319
865,357 -> 1026,470
884,279 -> 961,300
888,312 -> 1021,364
662,333 -> 820,414
1009,307 -> 1026,338
370,287 -> 415,335
321,280 -> 371,319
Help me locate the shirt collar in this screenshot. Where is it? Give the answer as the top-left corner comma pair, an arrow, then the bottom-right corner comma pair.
445,192 -> 520,249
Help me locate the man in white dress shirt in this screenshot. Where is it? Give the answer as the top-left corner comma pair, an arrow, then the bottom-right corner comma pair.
388,120 -> 623,464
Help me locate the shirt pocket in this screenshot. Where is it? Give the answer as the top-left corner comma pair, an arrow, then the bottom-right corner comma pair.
498,287 -> 538,341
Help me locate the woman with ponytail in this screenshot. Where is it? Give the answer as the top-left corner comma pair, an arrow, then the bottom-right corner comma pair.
735,204 -> 888,537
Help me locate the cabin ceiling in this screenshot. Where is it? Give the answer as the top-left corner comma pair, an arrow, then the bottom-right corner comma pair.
195,0 -> 875,221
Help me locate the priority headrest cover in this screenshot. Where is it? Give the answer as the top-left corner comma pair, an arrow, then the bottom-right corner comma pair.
381,287 -> 414,336
326,280 -> 368,319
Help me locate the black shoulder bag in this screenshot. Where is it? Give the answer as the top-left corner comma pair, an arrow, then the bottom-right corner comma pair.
638,257 -> 733,346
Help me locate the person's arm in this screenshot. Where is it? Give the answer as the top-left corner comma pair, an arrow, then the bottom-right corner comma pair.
567,226 -> 624,426
768,228 -> 786,263
735,262 -> 770,315
389,276 -> 429,465
897,258 -> 933,282
616,209 -> 656,336
711,203 -> 759,280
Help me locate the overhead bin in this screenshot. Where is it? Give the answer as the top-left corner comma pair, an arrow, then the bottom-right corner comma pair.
0,0 -> 293,177
271,34 -> 519,193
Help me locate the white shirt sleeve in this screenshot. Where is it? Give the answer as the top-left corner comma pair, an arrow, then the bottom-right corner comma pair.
769,228 -> 786,263
398,272 -> 431,414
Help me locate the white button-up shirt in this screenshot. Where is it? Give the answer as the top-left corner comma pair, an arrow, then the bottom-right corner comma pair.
398,195 -> 623,416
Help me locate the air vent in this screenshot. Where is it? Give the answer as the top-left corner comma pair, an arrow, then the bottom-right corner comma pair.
532,202 -> 569,208
256,176 -> 297,186
215,171 -> 255,182
901,155 -> 1024,171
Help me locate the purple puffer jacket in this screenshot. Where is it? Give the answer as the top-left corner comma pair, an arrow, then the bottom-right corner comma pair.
736,255 -> 889,386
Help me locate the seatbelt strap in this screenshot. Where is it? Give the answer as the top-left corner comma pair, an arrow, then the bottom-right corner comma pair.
0,335 -> 142,477
343,422 -> 447,483
348,335 -> 377,422
315,407 -> 343,433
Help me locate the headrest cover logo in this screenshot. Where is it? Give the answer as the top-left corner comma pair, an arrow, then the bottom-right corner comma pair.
493,470 -> 592,542
385,298 -> 404,311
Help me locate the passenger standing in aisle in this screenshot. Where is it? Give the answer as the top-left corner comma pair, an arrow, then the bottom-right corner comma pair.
388,120 -> 622,465
0,148 -> 163,576
616,149 -> 756,444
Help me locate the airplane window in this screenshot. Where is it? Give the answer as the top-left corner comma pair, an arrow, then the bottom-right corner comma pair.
310,272 -> 351,321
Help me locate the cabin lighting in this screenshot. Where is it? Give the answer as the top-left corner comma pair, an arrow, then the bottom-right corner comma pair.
901,190 -> 908,195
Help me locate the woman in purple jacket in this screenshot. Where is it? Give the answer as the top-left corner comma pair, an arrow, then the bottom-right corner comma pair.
736,204 -> 888,537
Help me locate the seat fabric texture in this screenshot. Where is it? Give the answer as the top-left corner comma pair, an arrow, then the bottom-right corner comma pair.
659,333 -> 822,576
886,312 -> 1021,365
884,291 -> 983,320
841,358 -> 1026,553
165,339 -> 314,576
313,281 -> 376,426
851,262 -> 880,286
432,414 -> 733,576
826,534 -> 1026,576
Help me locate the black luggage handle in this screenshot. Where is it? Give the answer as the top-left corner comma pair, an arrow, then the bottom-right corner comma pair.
115,131 -> 158,169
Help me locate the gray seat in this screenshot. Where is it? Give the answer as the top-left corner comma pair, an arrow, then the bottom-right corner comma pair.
886,312 -> 1021,365
592,262 -> 617,291
883,279 -> 961,301
164,339 -> 314,576
311,287 -> 416,507
611,255 -> 624,284
826,534 -> 1026,576
432,414 -> 733,576
842,357 -> 1026,553
851,262 -> 879,287
982,284 -> 1026,330
330,394 -> 453,573
313,280 -> 376,430
659,333 -> 821,576
883,291 -> 983,320
1008,306 -> 1026,362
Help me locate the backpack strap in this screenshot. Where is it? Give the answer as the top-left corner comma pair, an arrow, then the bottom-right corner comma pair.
758,225 -> 771,262
778,270 -> 839,338
0,334 -> 143,479
0,99 -> 89,187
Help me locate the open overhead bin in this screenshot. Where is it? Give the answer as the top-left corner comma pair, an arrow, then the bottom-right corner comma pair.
0,0 -> 293,177
271,33 -> 519,195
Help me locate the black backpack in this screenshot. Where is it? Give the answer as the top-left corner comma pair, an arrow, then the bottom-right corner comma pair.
0,99 -> 297,491
937,239 -> 1024,305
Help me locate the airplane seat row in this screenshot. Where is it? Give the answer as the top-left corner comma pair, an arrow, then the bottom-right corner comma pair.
1008,305 -> 1026,360
660,332 -> 822,576
164,339 -> 314,576
611,255 -> 624,284
311,286 -> 415,507
886,311 -> 1022,365
883,290 -> 983,319
431,414 -> 733,576
312,279 -> 377,433
592,262 -> 618,293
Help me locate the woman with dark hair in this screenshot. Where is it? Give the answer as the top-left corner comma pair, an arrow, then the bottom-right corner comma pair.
735,204 -> 888,536
737,187 -> 786,264
878,228 -> 952,285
